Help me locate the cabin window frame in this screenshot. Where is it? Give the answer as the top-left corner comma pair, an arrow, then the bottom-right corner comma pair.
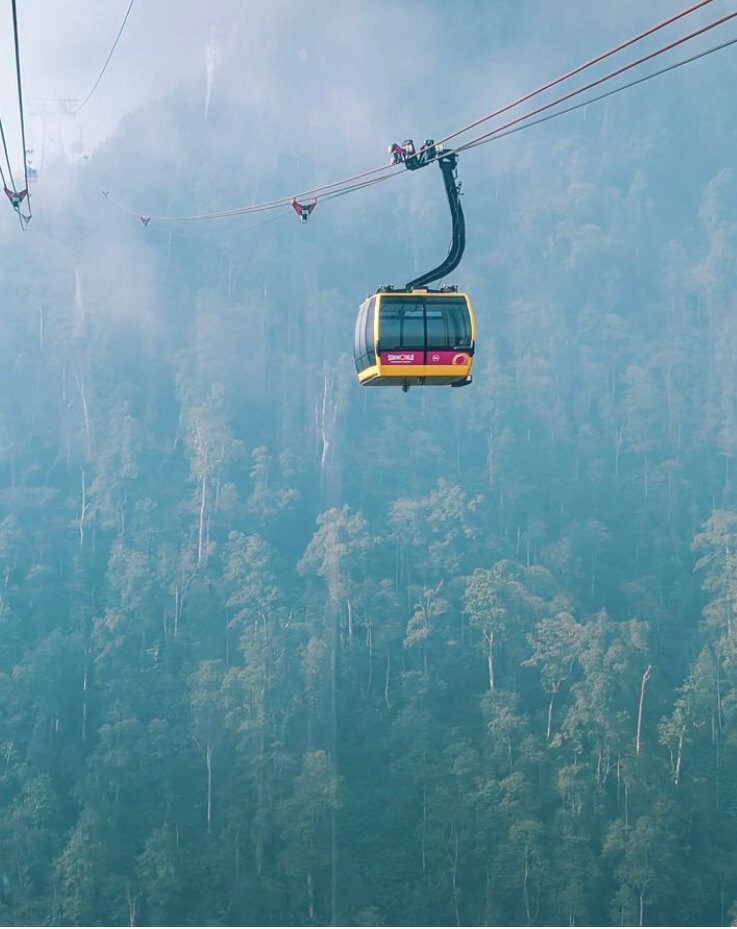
378,294 -> 472,356
355,297 -> 378,372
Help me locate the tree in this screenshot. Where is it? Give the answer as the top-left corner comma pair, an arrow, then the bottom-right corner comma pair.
278,751 -> 343,924
524,610 -> 583,740
465,560 -> 545,691
188,660 -> 227,836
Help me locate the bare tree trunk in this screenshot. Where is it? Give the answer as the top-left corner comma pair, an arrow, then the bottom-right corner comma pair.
546,689 -> 556,741
307,870 -> 315,922
384,652 -> 391,708
126,886 -> 138,927
484,870 -> 493,926
76,372 -> 92,461
255,721 -> 267,877
346,597 -> 353,649
485,628 -> 495,690
421,787 -> 426,873
644,452 -> 649,499
206,740 -> 213,834
79,467 -> 91,547
319,371 -> 331,471
174,569 -> 199,638
198,472 -> 207,565
639,889 -> 644,927
674,726 -> 684,786
172,407 -> 182,452
81,663 -> 88,744
450,829 -> 461,926
635,664 -> 652,757
367,617 -> 373,692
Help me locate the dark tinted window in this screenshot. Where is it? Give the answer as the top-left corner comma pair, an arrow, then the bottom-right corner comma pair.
443,298 -> 472,347
377,295 -> 472,352
365,297 -> 376,357
426,308 -> 448,348
402,308 -> 424,347
379,298 -> 425,350
380,305 -> 401,350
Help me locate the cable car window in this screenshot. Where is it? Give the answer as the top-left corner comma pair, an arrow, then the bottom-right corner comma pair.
444,298 -> 472,347
354,300 -> 369,372
365,297 -> 376,358
380,305 -> 401,350
354,304 -> 364,358
426,308 -> 448,348
401,307 -> 424,347
379,298 -> 424,350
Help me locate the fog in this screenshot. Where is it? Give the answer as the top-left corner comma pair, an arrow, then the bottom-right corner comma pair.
1,2 -> 737,926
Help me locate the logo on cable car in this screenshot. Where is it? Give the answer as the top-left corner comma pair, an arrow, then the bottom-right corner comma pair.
423,350 -> 468,365
385,353 -> 417,364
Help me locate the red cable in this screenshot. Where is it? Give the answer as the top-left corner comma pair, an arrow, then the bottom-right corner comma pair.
436,0 -> 717,148
107,0 -> 726,223
237,0 -> 722,214
453,8 -> 737,153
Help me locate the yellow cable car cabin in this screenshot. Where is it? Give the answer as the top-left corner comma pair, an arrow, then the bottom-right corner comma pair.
354,141 -> 476,390
354,289 -> 475,388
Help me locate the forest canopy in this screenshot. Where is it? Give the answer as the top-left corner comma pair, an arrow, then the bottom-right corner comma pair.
1,1 -> 737,925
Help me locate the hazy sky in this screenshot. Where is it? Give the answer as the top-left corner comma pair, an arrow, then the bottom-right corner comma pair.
0,0 -> 730,176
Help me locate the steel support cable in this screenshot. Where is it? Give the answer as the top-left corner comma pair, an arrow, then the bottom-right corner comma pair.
75,0 -> 135,112
103,33 -> 737,232
0,118 -> 24,228
167,0 -> 719,220
103,169 -> 398,222
433,0 -> 718,150
456,33 -> 737,155
321,173 -> 400,201
0,115 -> 17,193
105,162 -> 404,223
106,3 -> 735,224
0,118 -> 25,230
221,10 -> 737,212
300,31 -> 737,211
0,136 -> 8,189
447,9 -> 737,155
11,0 -> 30,216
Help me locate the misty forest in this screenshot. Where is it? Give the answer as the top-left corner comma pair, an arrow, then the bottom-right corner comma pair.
1,1 -> 737,926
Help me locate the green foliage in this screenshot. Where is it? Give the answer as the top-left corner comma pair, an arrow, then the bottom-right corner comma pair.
0,31 -> 736,926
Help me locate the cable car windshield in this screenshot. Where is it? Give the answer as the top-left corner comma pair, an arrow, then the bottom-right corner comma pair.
380,298 -> 424,349
379,296 -> 472,351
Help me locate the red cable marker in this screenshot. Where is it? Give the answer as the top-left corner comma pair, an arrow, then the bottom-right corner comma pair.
290,197 -> 317,223
104,0 -> 732,223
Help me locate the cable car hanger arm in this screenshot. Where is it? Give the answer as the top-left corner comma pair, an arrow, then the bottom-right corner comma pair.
392,140 -> 465,290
